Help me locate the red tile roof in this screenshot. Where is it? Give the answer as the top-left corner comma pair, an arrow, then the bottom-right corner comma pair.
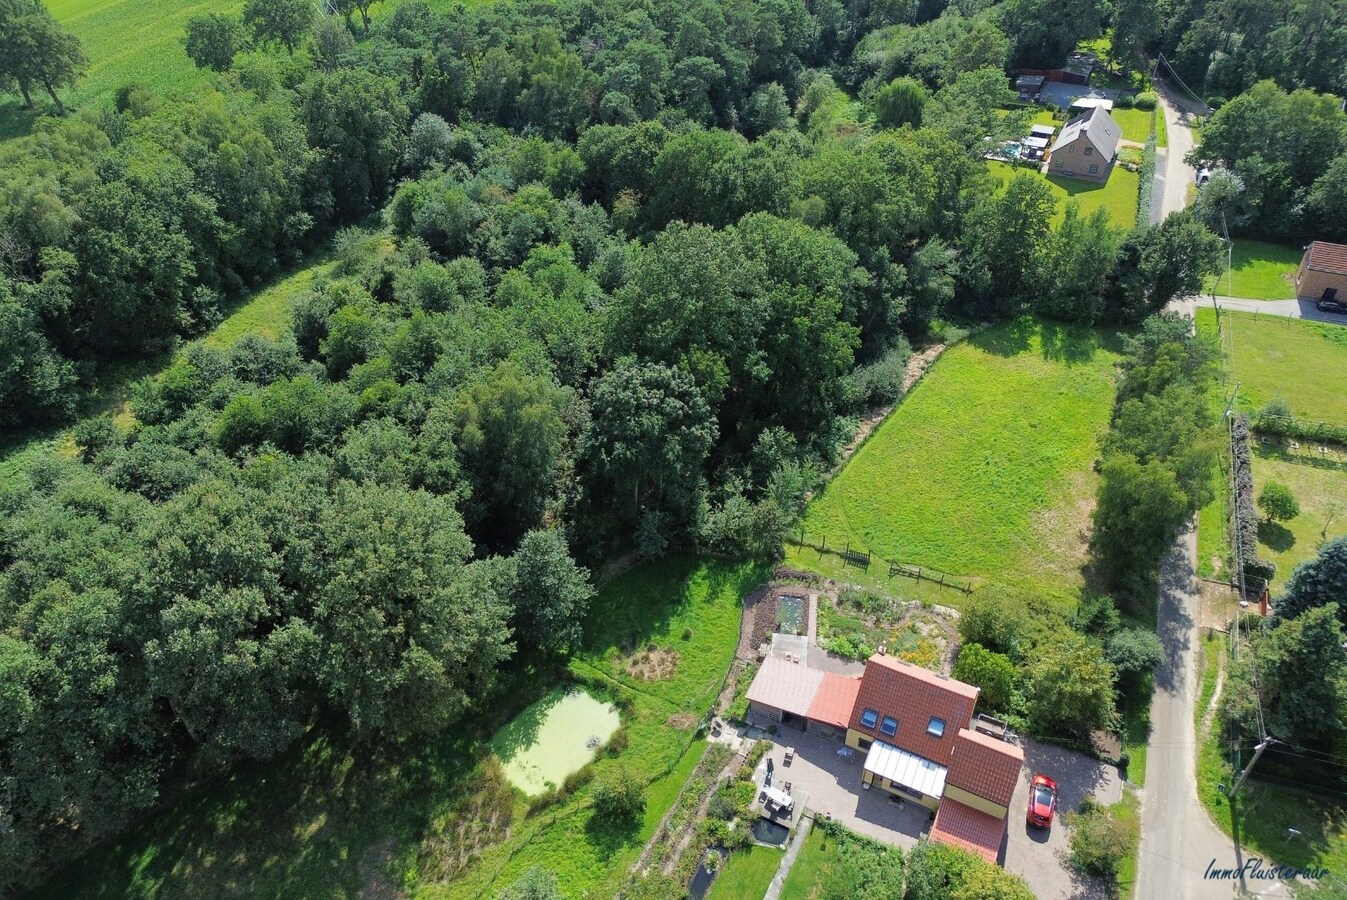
929,798 -> 1006,864
807,672 -> 862,729
848,655 -> 978,766
1304,241 -> 1347,276
745,656 -> 824,718
945,728 -> 1025,808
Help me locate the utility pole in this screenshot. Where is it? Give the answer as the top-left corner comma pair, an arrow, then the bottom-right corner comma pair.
1228,737 -> 1277,799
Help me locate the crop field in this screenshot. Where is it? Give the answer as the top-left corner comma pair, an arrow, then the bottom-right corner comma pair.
785,318 -> 1123,613
36,557 -> 765,898
1203,239 -> 1300,300
1215,309 -> 1347,422
987,160 -> 1140,228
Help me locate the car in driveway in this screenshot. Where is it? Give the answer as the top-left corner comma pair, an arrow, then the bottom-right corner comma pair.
1317,297 -> 1347,314
1027,774 -> 1058,829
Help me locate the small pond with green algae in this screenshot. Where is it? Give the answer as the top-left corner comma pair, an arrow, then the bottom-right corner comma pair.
491,687 -> 621,796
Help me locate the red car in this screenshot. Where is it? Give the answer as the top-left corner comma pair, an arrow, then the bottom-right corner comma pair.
1027,774 -> 1058,828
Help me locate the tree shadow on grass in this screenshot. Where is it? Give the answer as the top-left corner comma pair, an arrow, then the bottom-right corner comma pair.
583,810 -> 643,864
1257,521 -> 1296,554
1039,320 -> 1106,366
969,316 -> 1037,358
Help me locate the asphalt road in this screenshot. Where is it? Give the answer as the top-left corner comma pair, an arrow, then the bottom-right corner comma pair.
1137,91 -> 1297,898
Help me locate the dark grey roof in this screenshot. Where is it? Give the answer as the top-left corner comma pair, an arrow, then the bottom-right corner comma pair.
1049,106 -> 1121,160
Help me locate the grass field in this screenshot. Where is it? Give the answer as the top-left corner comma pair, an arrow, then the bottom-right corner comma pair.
785,318 -> 1122,613
34,557 -> 765,899
1213,310 -> 1347,422
1111,106 -> 1155,143
1203,239 -> 1301,300
987,160 -> 1140,228
1250,445 -> 1347,591
706,846 -> 783,900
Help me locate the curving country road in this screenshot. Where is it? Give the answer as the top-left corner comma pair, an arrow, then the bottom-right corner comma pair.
1135,84 -> 1297,900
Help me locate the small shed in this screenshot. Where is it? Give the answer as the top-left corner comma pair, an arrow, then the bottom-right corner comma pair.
1029,124 -> 1056,139
1296,241 -> 1347,301
1015,75 -> 1045,100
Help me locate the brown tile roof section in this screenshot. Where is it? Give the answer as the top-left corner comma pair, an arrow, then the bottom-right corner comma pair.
847,655 -> 978,766
1305,241 -> 1347,276
807,673 -> 862,729
945,728 -> 1025,808
929,798 -> 1005,864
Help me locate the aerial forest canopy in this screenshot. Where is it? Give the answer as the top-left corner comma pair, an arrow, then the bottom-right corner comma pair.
0,0 -> 1317,889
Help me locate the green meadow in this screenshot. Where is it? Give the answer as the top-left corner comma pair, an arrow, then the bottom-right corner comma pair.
786,318 -> 1122,613
987,160 -> 1140,228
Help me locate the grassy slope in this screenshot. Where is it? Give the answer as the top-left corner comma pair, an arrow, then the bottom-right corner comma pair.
0,0 -> 244,139
1203,239 -> 1301,300
1220,310 -> 1347,422
786,319 -> 1122,613
706,846 -> 783,900
1196,632 -> 1347,878
987,160 -> 1140,228
36,558 -> 762,899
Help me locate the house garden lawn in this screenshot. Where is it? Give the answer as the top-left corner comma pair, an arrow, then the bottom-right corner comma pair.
778,827 -> 840,900
705,845 -> 784,900
785,318 -> 1122,615
1202,239 -> 1301,300
1216,310 -> 1347,422
33,557 -> 765,899
1196,633 -> 1347,878
1249,445 -> 1347,591
987,160 -> 1140,228
1110,107 -> 1155,143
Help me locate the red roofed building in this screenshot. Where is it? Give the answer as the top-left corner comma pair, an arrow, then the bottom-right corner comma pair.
1296,241 -> 1347,301
742,651 -> 1024,864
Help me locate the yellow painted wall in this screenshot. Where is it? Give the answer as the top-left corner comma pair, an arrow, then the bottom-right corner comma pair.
943,784 -> 1009,819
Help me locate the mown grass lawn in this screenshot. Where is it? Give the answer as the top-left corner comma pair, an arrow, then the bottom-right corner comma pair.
1196,633 -> 1347,879
786,318 -> 1122,613
706,845 -> 783,900
1216,309 -> 1347,422
1203,239 -> 1301,300
1110,106 -> 1154,143
34,557 -> 764,899
778,827 -> 836,900
1250,445 -> 1347,591
987,160 -> 1140,228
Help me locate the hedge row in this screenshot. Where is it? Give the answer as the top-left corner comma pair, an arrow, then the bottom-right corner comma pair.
1231,415 -> 1275,591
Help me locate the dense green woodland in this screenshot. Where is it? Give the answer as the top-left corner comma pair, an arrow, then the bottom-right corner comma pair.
0,0 -> 1332,890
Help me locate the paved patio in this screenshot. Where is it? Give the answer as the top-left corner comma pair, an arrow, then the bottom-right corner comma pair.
751,727 -> 932,849
1003,739 -> 1122,900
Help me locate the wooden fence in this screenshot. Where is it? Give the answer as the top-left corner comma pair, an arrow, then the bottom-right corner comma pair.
788,529 -> 974,593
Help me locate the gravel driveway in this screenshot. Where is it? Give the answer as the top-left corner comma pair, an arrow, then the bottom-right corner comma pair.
1003,739 -> 1122,900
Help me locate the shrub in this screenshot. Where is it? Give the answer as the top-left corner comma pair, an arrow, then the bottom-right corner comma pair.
593,765 -> 645,824
1132,92 -> 1158,109
1232,415 -> 1277,590
562,765 -> 596,796
1115,92 -> 1135,108
498,867 -> 562,900
1067,796 -> 1136,878
952,643 -> 1015,711
604,727 -> 629,756
1258,481 -> 1300,523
